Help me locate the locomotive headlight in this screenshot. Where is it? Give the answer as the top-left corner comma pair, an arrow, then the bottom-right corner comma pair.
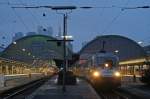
114,71 -> 120,77
93,71 -> 100,77
105,63 -> 109,67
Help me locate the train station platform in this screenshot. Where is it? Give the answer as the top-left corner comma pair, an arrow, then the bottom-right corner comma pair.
121,75 -> 150,99
27,76 -> 101,99
121,75 -> 144,87
0,73 -> 44,93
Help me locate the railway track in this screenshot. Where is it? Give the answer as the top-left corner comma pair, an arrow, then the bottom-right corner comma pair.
0,76 -> 51,99
80,77 -> 129,99
81,77 -> 127,99
97,89 -> 129,99
97,88 -> 147,99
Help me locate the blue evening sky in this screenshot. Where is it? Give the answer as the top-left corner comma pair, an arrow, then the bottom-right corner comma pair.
0,0 -> 150,52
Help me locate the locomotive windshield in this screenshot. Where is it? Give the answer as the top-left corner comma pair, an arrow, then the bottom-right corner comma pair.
104,60 -> 113,68
92,54 -> 119,68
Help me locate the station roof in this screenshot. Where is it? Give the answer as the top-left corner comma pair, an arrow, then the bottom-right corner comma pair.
79,35 -> 146,61
144,45 -> 150,56
1,35 -> 73,64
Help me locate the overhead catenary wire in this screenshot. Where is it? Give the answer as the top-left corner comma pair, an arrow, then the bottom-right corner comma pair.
0,0 -> 29,32
11,3 -> 150,35
17,0 -> 46,30
0,0 -> 36,6
11,7 -> 31,32
7,0 -> 31,32
2,0 -> 40,34
3,1 -> 150,36
0,1 -> 18,27
101,0 -> 130,34
18,0 -> 39,28
0,1 -> 26,6
96,0 -> 109,35
27,8 -> 41,25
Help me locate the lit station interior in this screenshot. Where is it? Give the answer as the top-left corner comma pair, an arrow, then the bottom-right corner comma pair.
0,35 -> 73,75
0,2 -> 150,98
79,35 -> 150,76
0,34 -> 150,76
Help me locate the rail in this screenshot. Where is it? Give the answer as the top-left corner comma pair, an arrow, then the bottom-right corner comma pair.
0,76 -> 51,99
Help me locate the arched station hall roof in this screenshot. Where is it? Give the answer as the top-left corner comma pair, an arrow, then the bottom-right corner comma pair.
1,35 -> 73,65
79,35 -> 146,61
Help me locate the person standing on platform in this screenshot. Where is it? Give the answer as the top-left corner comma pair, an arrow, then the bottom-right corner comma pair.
133,74 -> 136,82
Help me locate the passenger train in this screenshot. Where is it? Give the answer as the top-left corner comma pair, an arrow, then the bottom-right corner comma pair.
74,50 -> 121,89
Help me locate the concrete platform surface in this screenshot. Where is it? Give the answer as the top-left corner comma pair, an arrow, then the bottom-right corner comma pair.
122,85 -> 150,99
27,76 -> 100,99
0,74 -> 44,93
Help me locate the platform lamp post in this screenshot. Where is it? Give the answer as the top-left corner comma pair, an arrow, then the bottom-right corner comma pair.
49,6 -> 76,92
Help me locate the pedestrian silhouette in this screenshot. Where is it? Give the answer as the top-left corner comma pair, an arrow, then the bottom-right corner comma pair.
133,74 -> 136,82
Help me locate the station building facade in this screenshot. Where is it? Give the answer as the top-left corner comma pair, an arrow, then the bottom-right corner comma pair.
0,35 -> 73,75
79,35 -> 149,76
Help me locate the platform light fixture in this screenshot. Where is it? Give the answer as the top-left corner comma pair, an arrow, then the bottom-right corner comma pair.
61,35 -> 73,39
115,50 -> 119,53
13,41 -> 17,45
138,41 -> 143,45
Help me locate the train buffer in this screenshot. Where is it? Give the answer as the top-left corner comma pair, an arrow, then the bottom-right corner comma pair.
27,76 -> 100,99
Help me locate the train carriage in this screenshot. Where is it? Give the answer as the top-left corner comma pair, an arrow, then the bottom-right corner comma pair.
80,52 -> 121,89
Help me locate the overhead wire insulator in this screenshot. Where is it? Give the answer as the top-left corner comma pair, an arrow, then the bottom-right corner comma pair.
51,6 -> 77,10
80,6 -> 93,9
137,6 -> 150,8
